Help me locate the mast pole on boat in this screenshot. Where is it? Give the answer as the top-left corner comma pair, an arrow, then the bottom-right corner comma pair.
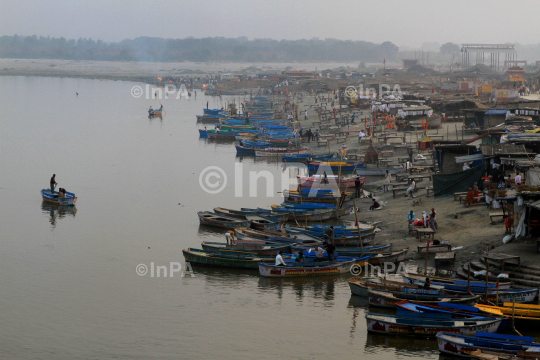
353,200 -> 364,255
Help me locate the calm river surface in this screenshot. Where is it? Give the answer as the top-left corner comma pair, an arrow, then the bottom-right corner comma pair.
0,76 -> 438,359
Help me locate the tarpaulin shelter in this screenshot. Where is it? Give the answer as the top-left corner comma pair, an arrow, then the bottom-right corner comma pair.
365,141 -> 378,164
433,163 -> 485,199
417,135 -> 434,150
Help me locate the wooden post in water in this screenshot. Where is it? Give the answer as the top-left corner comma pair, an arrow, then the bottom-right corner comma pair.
353,200 -> 364,255
485,262 -> 490,304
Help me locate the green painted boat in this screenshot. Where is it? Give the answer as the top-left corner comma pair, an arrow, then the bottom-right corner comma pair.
182,248 -> 276,269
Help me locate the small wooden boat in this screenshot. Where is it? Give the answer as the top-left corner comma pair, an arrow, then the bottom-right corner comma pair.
475,303 -> 540,324
348,277 -> 441,297
285,207 -> 353,222
331,231 -> 377,247
307,161 -> 365,173
356,167 -> 404,176
197,211 -> 250,229
245,215 -> 282,231
470,349 -> 540,360
41,189 -> 77,206
368,289 -> 481,308
258,258 -> 357,277
213,207 -> 285,227
436,331 -> 540,357
235,227 -> 322,245
148,108 -> 163,116
297,175 -> 365,190
200,241 -> 291,257
366,312 -> 502,336
183,248 -> 277,269
254,148 -> 307,157
291,244 -> 391,256
396,301 -> 510,331
444,287 -> 538,304
368,248 -> 409,265
208,132 -> 236,140
402,273 -> 512,289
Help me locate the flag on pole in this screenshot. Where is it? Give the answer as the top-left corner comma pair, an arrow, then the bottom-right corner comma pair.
425,120 -> 428,130
364,116 -> 367,127
432,89 -> 434,94
421,120 -> 425,128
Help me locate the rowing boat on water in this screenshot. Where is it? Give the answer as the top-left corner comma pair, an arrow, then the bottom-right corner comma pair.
475,303 -> 540,324
436,331 -> 540,357
348,277 -> 442,297
366,312 -> 502,337
197,211 -> 251,229
258,258 -> 358,277
368,248 -> 409,264
254,148 -> 307,157
200,241 -> 291,257
402,273 -> 512,289
182,248 -> 276,269
41,189 -> 77,206
368,289 -> 481,308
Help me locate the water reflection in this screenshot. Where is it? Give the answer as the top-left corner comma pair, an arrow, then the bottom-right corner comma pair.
257,276 -> 337,303
365,333 -> 438,355
41,202 -> 77,229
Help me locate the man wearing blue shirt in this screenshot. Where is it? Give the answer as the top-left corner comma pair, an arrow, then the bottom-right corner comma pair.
407,210 -> 415,232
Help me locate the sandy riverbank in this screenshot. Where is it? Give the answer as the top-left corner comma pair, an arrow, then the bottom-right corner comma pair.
0,58 -> 359,82
296,93 -> 535,271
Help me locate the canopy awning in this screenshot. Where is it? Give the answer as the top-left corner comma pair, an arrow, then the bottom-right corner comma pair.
455,154 -> 484,163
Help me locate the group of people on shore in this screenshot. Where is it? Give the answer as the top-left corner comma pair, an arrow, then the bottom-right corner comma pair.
407,208 -> 437,233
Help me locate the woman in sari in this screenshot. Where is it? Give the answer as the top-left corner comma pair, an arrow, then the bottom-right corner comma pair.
465,187 -> 479,207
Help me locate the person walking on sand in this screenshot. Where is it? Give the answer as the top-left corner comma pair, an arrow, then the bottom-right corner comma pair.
429,208 -> 437,233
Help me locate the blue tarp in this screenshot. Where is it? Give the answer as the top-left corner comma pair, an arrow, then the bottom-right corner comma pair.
485,110 -> 507,115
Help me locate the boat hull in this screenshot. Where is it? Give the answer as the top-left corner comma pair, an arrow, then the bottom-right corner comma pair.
258,259 -> 356,277
366,314 -> 501,337
41,189 -> 77,206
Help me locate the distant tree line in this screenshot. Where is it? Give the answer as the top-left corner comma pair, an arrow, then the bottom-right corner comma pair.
0,35 -> 400,62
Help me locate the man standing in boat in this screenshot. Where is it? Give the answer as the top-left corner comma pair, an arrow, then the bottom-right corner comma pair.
50,174 -> 57,193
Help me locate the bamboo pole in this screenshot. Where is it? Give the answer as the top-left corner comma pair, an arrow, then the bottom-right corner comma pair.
353,200 -> 364,255
467,265 -> 471,292
424,240 -> 430,276
485,261 -> 490,304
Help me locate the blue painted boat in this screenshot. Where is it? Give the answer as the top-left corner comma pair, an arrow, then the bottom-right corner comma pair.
437,331 -> 540,357
282,154 -> 312,162
203,108 -> 221,115
396,301 -> 509,331
312,153 -> 335,160
280,203 -> 336,210
235,145 -> 255,155
307,161 -> 365,173
41,189 -> 77,206
366,313 -> 503,337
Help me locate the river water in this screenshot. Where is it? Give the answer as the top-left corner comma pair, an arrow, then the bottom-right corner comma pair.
0,76 -> 438,359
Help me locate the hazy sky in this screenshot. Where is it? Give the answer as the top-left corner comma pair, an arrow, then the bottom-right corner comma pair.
2,0 -> 540,48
